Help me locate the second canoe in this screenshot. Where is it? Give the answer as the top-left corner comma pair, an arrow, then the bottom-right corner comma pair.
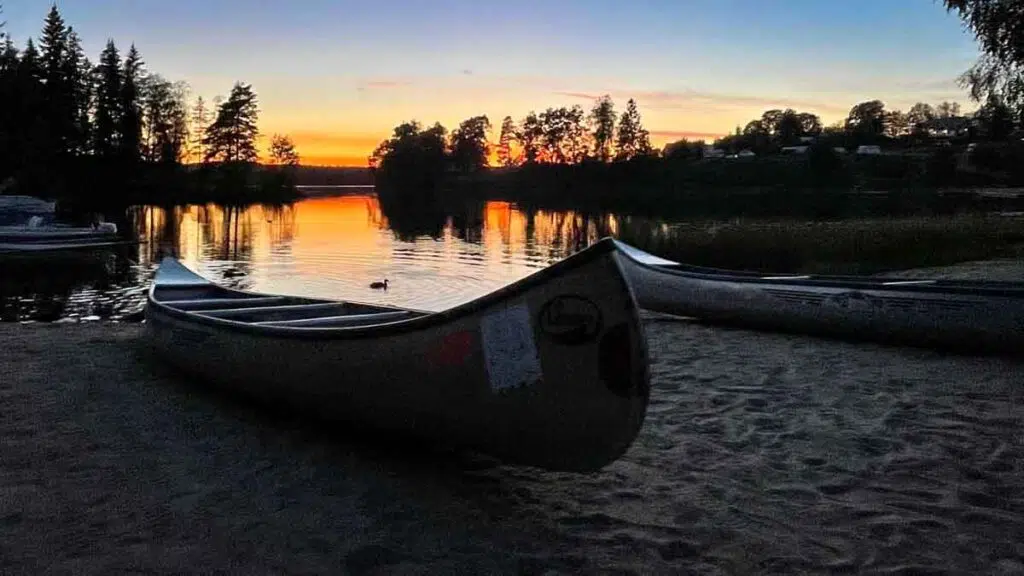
615,240 -> 1024,354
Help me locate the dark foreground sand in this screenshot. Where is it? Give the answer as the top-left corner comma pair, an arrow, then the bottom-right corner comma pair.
3,265 -> 1024,574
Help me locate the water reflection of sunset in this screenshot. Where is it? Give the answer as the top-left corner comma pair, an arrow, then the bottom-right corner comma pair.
133,194 -> 624,311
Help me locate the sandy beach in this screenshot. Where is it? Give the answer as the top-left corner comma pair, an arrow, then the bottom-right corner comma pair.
2,261 -> 1024,575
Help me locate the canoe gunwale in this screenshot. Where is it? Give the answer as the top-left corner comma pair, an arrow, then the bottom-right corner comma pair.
147,237 -> 628,340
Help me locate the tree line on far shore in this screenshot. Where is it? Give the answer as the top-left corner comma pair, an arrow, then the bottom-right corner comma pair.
369,97 -> 654,179
0,4 -> 301,208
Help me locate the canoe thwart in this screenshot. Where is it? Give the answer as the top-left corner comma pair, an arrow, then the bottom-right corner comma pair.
253,310 -> 416,328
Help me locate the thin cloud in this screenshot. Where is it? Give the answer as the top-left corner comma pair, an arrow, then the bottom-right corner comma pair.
553,89 -> 850,116
361,80 -> 414,89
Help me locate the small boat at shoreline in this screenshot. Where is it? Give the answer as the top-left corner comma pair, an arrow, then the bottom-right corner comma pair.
144,237 -> 650,472
0,221 -> 128,253
615,240 -> 1024,354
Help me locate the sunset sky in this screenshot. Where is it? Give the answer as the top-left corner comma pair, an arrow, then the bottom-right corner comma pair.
3,0 -> 981,166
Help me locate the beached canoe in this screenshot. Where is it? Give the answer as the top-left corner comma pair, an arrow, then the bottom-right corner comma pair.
614,240 -> 1024,353
143,237 -> 650,472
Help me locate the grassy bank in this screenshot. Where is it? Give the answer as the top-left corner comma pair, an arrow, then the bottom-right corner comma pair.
616,214 -> 1024,274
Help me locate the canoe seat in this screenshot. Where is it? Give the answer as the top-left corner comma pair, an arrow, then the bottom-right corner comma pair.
254,310 -> 415,328
163,296 -> 292,311
198,302 -> 343,320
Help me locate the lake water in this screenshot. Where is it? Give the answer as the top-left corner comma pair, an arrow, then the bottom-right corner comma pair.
0,192 -> 634,322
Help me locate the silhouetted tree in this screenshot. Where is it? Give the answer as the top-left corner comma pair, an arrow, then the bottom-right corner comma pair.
797,112 -> 823,137
141,75 -> 188,164
188,95 -> 210,163
935,101 -> 961,118
615,98 -> 651,161
269,134 -> 299,166
589,95 -> 616,162
540,106 -> 587,163
39,6 -> 76,160
907,102 -> 936,134
65,29 -> 92,156
119,44 -> 144,162
93,40 -> 121,158
370,120 -> 449,194
760,109 -> 784,135
203,82 -> 259,164
449,115 -> 490,173
663,138 -> 703,161
496,115 -> 517,167
944,1 -> 1024,109
845,100 -> 886,140
519,112 -> 543,164
885,110 -> 910,138
265,134 -> 300,192
776,109 -> 803,145
975,93 -> 1015,141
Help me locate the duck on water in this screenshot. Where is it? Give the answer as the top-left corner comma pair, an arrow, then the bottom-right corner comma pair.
370,279 -> 389,290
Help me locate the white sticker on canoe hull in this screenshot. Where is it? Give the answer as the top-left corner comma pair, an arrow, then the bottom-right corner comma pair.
481,303 -> 543,393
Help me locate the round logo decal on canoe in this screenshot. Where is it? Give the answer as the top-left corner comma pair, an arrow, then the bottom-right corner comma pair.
538,295 -> 603,345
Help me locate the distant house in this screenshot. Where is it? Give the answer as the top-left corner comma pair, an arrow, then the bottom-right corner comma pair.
922,117 -> 972,139
781,146 -> 809,155
703,147 -> 726,159
856,145 -> 882,155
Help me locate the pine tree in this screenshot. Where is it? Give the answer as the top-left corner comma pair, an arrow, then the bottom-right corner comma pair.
39,5 -> 75,158
93,40 -> 122,158
0,7 -> 14,179
203,82 -> 259,164
64,29 -> 93,155
496,116 -> 517,167
119,44 -> 144,162
15,39 -> 45,185
614,99 -> 651,161
188,96 -> 210,163
589,95 -> 616,162
39,5 -> 67,80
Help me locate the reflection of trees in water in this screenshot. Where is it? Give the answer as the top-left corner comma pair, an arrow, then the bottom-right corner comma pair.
131,201 -> 297,265
613,216 -> 674,253
218,205 -> 254,261
262,203 -> 296,250
131,205 -> 185,264
376,186 -> 450,242
527,209 -> 614,258
449,202 -> 485,244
